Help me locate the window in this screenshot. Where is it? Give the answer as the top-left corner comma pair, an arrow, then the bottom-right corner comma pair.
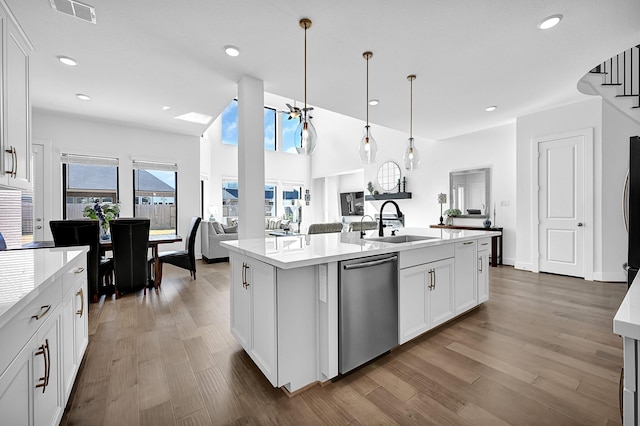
222,180 -> 278,222
281,112 -> 299,154
133,160 -> 177,235
61,154 -> 119,220
221,99 -> 277,151
282,184 -> 302,225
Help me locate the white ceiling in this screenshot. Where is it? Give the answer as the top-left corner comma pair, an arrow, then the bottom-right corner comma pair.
6,0 -> 640,140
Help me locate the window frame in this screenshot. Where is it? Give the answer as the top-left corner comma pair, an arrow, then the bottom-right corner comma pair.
132,160 -> 178,235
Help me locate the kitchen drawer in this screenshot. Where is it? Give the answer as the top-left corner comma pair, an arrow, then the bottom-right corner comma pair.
478,238 -> 491,252
399,244 -> 454,269
0,278 -> 63,376
62,257 -> 87,297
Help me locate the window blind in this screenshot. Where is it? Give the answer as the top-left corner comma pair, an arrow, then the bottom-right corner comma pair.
60,153 -> 119,166
132,160 -> 178,171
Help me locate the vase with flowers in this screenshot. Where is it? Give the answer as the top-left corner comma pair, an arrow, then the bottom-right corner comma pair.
83,202 -> 120,240
443,208 -> 461,226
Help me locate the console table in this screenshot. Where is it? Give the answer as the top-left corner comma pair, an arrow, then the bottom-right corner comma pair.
430,224 -> 503,267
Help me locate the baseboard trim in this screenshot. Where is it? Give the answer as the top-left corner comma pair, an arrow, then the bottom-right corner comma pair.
592,271 -> 627,283
515,262 -> 533,272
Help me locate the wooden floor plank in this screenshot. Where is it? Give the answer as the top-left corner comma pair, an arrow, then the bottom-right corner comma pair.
62,263 -> 625,425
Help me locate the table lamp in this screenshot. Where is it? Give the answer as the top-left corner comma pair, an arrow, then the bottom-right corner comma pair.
438,193 -> 447,225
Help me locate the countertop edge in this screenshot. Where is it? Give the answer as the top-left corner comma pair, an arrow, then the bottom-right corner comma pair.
222,229 -> 500,270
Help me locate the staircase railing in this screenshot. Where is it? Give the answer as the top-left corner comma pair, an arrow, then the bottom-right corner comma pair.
591,45 -> 640,108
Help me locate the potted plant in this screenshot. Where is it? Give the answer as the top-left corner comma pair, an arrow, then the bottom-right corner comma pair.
443,208 -> 461,226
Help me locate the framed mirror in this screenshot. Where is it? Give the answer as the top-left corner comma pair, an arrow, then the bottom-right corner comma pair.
377,161 -> 401,192
449,167 -> 490,218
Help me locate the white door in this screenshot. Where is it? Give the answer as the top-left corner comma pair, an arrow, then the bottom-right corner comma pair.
32,143 -> 45,241
538,135 -> 585,277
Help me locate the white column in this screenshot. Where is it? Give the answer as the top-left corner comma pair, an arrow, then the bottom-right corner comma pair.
237,76 -> 265,239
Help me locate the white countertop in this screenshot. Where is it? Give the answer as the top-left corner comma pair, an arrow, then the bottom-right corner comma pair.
222,227 -> 500,269
0,247 -> 87,328
614,274 -> 640,340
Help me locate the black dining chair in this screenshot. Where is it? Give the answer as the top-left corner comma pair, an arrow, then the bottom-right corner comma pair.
157,216 -> 201,282
49,219 -> 113,302
109,218 -> 151,298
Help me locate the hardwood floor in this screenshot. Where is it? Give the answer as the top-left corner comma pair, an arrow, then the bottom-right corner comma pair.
61,262 -> 628,425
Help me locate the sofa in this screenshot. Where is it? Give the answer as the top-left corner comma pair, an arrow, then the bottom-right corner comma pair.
201,220 -> 238,263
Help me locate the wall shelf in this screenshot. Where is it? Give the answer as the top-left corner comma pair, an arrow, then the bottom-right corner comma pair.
365,192 -> 412,201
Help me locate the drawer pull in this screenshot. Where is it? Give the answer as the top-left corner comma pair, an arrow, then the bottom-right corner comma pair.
35,339 -> 50,393
31,305 -> 52,320
463,241 -> 474,245
75,267 -> 85,274
76,288 -> 84,317
481,243 -> 489,246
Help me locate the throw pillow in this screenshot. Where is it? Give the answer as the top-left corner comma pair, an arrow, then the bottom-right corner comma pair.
222,224 -> 238,233
268,218 -> 281,230
212,221 -> 225,234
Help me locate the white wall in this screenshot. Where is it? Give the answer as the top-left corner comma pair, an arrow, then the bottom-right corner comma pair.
32,109 -> 201,254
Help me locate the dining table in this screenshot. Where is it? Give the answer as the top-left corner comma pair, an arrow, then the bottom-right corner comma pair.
24,234 -> 182,289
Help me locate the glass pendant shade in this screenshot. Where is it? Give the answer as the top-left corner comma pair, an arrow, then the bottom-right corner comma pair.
359,125 -> 377,164
295,114 -> 317,155
403,138 -> 420,171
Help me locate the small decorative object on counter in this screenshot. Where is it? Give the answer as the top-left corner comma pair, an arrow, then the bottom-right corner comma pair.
437,193 -> 447,225
397,178 -> 401,193
443,208 -> 461,226
305,189 -> 311,205
483,218 -> 492,228
402,176 -> 407,192
367,181 -> 375,195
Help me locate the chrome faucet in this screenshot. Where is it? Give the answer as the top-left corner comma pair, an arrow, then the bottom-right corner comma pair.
378,201 -> 403,237
359,214 -> 375,239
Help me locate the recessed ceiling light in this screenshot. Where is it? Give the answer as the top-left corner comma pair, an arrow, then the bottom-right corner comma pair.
224,45 -> 240,57
485,105 -> 497,112
162,106 -> 171,111
76,94 -> 91,101
537,14 -> 563,30
57,55 -> 78,66
368,99 -> 379,106
174,112 -> 213,125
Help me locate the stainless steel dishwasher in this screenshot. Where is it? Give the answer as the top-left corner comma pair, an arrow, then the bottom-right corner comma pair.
339,253 -> 398,374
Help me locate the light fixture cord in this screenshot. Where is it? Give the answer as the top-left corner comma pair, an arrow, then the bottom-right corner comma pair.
410,77 -> 413,140
304,22 -> 307,115
366,55 -> 369,129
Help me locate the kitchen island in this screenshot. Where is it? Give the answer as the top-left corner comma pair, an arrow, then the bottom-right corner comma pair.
222,227 -> 499,393
0,247 -> 89,425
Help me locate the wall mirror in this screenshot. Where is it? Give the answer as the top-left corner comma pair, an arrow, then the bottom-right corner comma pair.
449,167 -> 490,218
377,161 -> 401,192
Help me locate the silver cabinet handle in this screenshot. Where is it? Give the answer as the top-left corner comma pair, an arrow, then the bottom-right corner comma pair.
5,146 -> 16,178
478,257 -> 483,273
76,288 -> 84,317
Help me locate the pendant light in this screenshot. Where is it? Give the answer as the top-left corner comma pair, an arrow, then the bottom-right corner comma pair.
295,18 -> 317,155
403,74 -> 420,171
358,51 -> 377,164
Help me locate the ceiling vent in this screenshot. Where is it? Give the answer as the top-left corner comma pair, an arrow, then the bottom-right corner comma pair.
49,0 -> 96,24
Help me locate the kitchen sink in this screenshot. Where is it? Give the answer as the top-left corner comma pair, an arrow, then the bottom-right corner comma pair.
366,235 -> 438,244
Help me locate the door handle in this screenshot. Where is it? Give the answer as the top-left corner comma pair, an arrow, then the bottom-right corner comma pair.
36,225 -> 42,229
577,222 -> 584,227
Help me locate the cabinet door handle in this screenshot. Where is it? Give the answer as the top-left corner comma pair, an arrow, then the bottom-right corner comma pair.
75,267 -> 85,274
76,288 -> 84,317
35,339 -> 50,393
464,241 -> 474,245
478,257 -> 483,273
427,269 -> 433,290
244,264 -> 250,289
5,146 -> 16,177
31,305 -> 52,320
433,269 -> 437,289
481,242 -> 489,246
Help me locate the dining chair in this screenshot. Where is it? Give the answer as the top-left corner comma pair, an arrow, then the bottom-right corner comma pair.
49,219 -> 113,302
0,231 -> 6,250
109,218 -> 151,298
157,216 -> 201,282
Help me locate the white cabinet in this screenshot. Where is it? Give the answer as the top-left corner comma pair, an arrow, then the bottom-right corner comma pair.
229,252 -> 277,386
454,240 -> 477,315
477,238 -> 490,304
0,1 -> 31,190
0,250 -> 87,425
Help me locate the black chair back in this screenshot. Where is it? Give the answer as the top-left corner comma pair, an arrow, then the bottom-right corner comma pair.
50,220 -> 101,297
185,216 -> 202,268
110,218 -> 150,295
0,231 -> 6,250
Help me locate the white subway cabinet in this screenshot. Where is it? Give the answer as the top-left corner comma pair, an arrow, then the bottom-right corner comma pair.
454,240 -> 478,315
0,1 -> 32,190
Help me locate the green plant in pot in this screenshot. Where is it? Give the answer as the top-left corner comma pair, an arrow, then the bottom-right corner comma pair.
443,208 -> 461,226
